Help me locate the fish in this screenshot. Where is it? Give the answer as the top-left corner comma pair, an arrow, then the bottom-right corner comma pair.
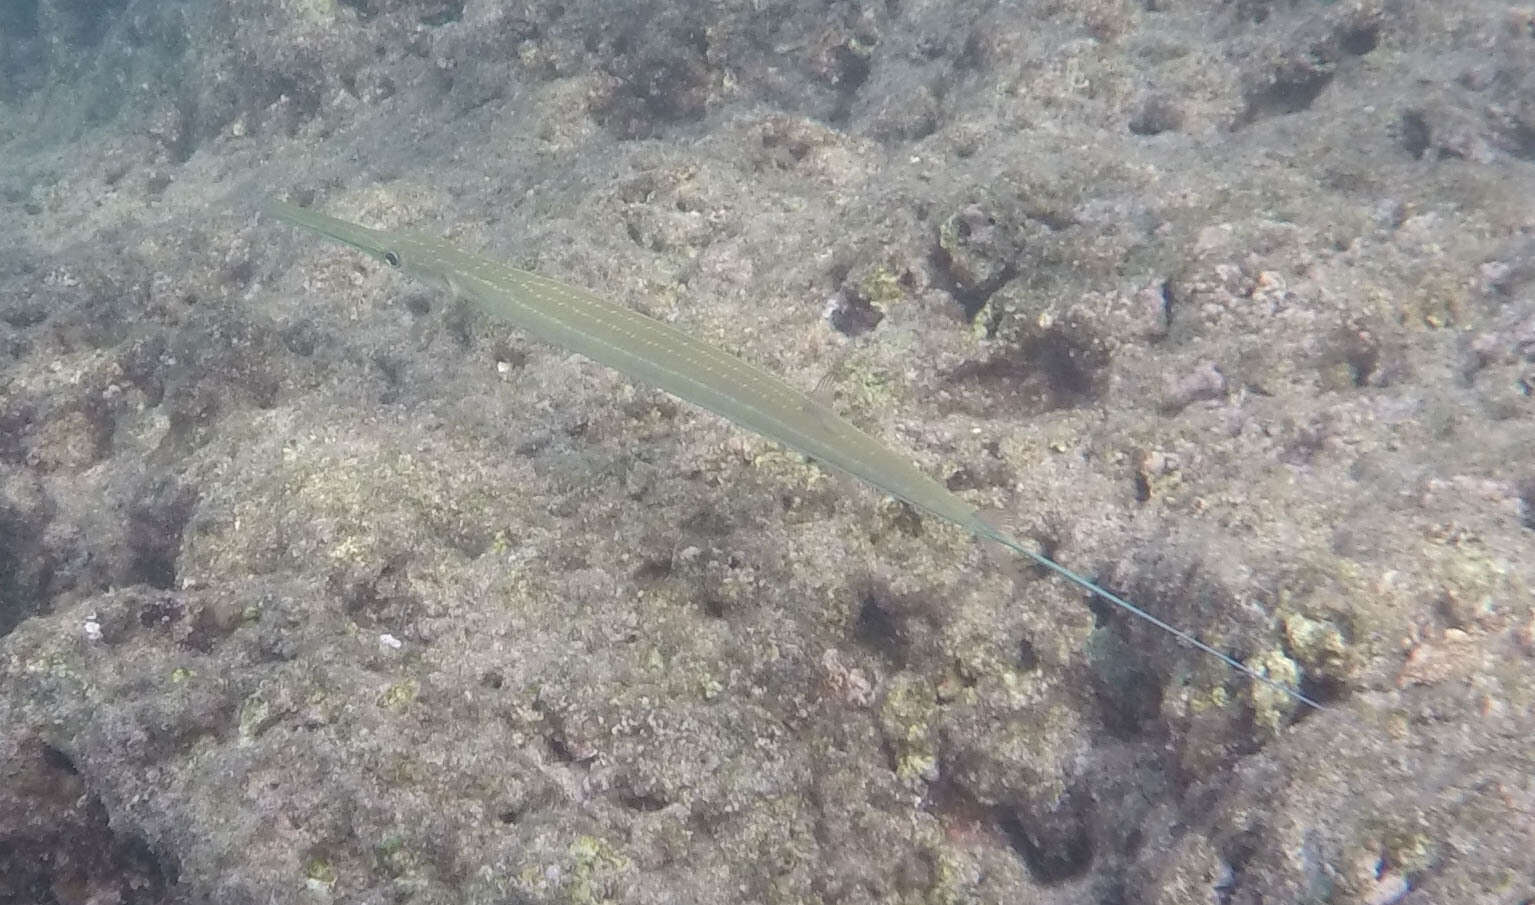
267,197 -> 1320,711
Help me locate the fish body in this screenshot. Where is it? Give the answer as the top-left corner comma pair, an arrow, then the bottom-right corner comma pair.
267,198 -> 1318,710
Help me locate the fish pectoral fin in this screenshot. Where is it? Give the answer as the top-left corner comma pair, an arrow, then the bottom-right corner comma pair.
810,344 -> 856,402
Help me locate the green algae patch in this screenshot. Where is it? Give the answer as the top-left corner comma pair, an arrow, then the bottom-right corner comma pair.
376,679 -> 418,712
857,263 -> 906,307
1283,611 -> 1350,674
304,855 -> 337,888
371,835 -> 424,880
877,671 -> 940,788
287,0 -> 338,28
238,694 -> 274,743
563,835 -> 632,905
1245,648 -> 1302,736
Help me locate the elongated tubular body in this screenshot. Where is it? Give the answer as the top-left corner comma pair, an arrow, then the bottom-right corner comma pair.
267,198 -> 1320,710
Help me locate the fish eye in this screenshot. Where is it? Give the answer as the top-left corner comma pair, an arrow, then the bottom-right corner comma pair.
383,250 -> 401,267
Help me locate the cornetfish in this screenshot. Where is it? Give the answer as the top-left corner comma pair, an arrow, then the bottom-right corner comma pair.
267,197 -> 1319,710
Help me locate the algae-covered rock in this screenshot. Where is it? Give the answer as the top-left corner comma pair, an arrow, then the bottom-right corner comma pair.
2,0 -> 1533,902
